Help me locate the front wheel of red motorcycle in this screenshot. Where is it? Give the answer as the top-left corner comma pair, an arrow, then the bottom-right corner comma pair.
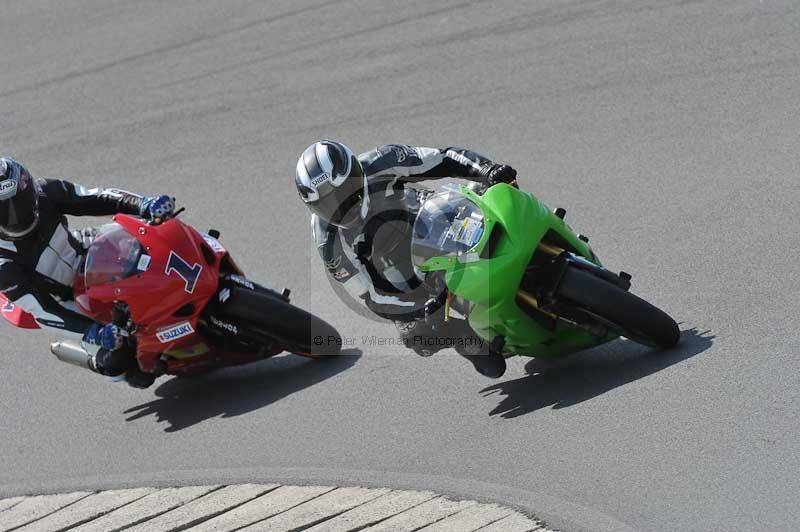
556,266 -> 680,349
222,286 -> 342,357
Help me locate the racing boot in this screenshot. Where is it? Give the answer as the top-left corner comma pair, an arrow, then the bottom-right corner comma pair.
95,348 -> 156,388
124,367 -> 156,389
92,347 -> 133,377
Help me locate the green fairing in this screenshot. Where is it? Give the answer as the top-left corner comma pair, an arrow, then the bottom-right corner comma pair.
420,184 -> 616,358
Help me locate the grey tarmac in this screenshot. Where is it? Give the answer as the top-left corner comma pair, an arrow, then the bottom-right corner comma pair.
1,1 -> 799,532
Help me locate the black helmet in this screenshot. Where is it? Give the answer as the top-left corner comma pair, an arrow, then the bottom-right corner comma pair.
0,158 -> 39,240
295,140 -> 366,229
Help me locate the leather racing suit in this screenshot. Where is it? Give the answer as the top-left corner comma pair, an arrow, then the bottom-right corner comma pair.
0,179 -> 155,378
312,144 -> 516,359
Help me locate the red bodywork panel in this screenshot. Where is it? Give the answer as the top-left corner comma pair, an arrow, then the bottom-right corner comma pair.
0,292 -> 41,329
1,215 -> 264,374
73,215 -> 237,372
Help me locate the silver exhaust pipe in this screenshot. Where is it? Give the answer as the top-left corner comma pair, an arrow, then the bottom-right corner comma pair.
50,341 -> 92,370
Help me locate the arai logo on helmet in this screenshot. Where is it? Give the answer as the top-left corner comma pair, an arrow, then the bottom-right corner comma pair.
311,173 -> 330,186
0,180 -> 17,200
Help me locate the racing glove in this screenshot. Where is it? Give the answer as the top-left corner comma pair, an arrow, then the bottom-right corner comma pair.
140,195 -> 176,220
484,164 -> 518,188
82,323 -> 124,351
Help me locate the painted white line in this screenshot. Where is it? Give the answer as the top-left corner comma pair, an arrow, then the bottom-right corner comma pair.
0,498 -> 25,513
0,492 -> 91,532
13,488 -> 154,532
304,489 -> 438,532
416,503 -> 513,531
70,486 -> 219,532
362,496 -> 477,531
124,484 -> 272,532
0,484 -> 553,532
476,512 -> 545,532
238,487 -> 390,531
190,485 -> 334,532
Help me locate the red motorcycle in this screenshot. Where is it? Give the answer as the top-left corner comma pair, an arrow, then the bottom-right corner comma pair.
0,213 -> 342,382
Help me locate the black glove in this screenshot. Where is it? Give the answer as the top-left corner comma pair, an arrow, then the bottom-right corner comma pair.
484,164 -> 518,188
353,240 -> 372,265
421,291 -> 449,323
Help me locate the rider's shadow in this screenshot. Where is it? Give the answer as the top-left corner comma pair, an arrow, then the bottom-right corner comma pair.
124,349 -> 361,432
481,328 -> 714,418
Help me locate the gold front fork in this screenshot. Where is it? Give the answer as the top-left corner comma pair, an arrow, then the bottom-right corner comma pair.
514,240 -> 566,319
516,289 -> 558,320
537,242 -> 565,257
446,243 -> 564,322
444,291 -> 453,322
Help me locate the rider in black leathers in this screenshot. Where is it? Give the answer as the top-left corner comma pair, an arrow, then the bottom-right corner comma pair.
0,157 -> 174,384
295,141 -> 518,377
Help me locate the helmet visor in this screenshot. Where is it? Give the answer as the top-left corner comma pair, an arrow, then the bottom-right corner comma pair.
308,159 -> 365,229
0,180 -> 38,238
309,183 -> 364,229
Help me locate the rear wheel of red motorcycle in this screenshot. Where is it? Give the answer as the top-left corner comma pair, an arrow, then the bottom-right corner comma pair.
556,266 -> 680,349
223,287 -> 342,357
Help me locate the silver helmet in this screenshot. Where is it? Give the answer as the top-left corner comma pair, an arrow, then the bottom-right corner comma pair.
0,158 -> 39,240
295,140 -> 367,229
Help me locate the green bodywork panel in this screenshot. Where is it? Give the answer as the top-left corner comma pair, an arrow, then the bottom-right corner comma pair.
421,184 -> 616,358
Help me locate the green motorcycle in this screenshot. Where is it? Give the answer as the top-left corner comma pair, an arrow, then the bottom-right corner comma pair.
411,183 -> 679,359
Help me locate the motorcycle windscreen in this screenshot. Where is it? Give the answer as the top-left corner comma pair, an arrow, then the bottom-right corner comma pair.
411,185 -> 485,271
84,223 -> 146,288
0,292 -> 41,329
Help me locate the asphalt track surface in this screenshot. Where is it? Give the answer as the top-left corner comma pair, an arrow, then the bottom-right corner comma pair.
0,1 -> 798,531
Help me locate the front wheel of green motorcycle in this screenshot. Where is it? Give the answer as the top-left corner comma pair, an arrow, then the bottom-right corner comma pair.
557,266 -> 680,349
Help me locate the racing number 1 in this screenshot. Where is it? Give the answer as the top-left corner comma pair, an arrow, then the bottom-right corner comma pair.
166,251 -> 202,293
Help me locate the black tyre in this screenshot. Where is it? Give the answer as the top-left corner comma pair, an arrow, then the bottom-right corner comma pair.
557,266 -> 679,349
223,286 -> 342,357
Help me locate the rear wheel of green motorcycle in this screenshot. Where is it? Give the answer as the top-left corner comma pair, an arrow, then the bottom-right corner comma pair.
222,287 -> 342,357
557,266 -> 680,349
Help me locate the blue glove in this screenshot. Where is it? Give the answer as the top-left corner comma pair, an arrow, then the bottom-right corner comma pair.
140,195 -> 176,220
83,323 -> 124,351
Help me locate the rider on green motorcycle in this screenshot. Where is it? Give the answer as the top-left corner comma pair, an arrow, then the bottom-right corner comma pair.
295,141 -> 517,377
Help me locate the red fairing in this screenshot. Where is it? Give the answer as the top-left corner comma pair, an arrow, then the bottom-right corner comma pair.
75,215 -> 226,372
0,292 -> 41,329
